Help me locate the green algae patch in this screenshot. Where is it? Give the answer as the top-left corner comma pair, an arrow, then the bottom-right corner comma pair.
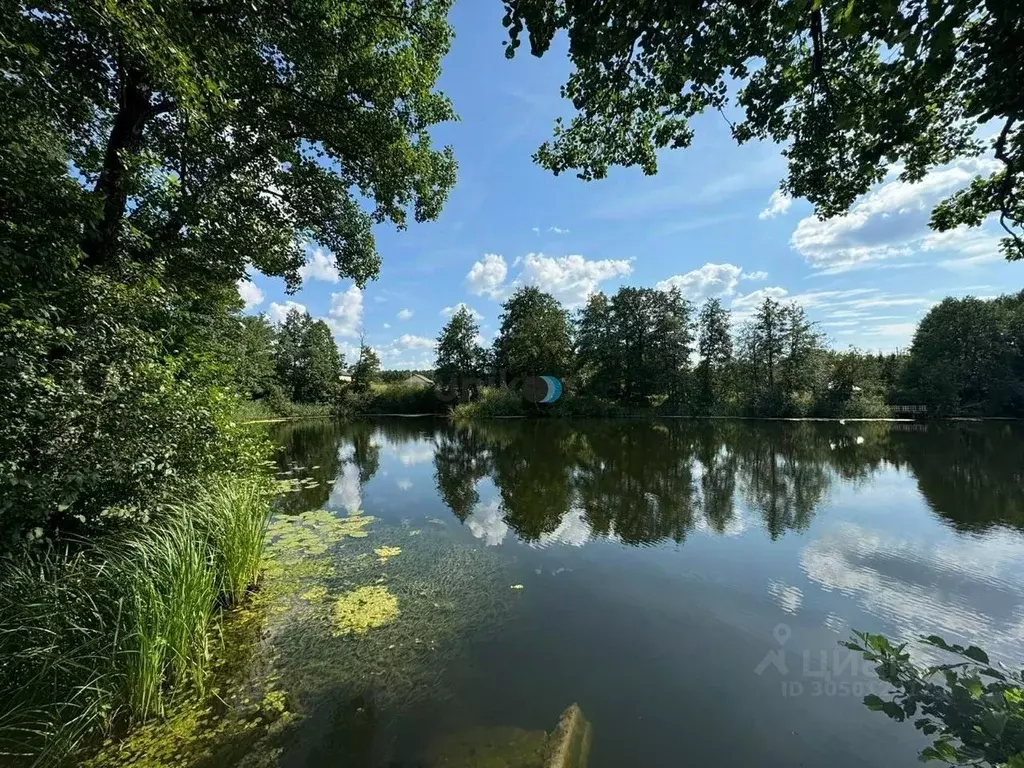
299,585 -> 328,602
331,586 -> 399,636
374,545 -> 402,563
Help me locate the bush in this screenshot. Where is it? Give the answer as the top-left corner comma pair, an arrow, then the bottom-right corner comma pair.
0,277 -> 262,542
346,383 -> 447,415
0,476 -> 274,763
844,631 -> 1024,767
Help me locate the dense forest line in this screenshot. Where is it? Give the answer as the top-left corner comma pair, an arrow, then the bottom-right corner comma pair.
241,286 -> 1024,420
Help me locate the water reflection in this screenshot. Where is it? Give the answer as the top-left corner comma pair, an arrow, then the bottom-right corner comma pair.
273,419 -> 1024,545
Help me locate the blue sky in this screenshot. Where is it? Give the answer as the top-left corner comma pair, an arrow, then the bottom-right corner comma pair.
237,1 -> 1020,369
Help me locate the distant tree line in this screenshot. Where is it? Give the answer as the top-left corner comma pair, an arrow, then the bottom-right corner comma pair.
233,309 -> 379,409
435,287 -> 1024,418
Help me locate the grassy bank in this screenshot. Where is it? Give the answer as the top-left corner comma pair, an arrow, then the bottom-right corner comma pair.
0,475 -> 274,765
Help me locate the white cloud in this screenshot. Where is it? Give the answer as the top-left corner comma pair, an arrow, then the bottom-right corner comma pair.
924,227 -> 1005,269
298,247 -> 339,283
441,302 -> 484,322
237,279 -> 264,310
328,285 -> 363,337
759,190 -> 792,220
466,253 -> 509,299
383,322 -> 391,329
656,263 -> 743,300
548,226 -> 570,234
378,334 -> 438,369
466,500 -> 508,547
393,334 -> 436,351
396,479 -> 413,491
397,308 -> 414,320
790,158 -> 1001,272
518,252 -> 632,307
267,300 -> 306,324
742,270 -> 768,281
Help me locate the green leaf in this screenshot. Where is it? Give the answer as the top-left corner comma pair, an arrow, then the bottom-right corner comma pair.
962,646 -> 989,665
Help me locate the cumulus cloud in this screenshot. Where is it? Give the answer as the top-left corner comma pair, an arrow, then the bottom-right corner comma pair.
656,263 -> 746,300
298,247 -> 339,283
397,308 -> 414,320
759,190 -> 792,220
383,322 -> 391,329
237,279 -> 264,310
378,334 -> 437,369
742,270 -> 768,281
466,253 -> 509,299
790,158 -> 1001,273
328,285 -> 363,337
467,252 -> 632,307
393,334 -> 436,350
518,252 -> 632,307
441,302 -> 484,321
267,300 -> 306,324
548,226 -> 570,234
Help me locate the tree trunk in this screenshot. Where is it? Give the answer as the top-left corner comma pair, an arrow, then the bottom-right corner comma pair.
84,64 -> 154,268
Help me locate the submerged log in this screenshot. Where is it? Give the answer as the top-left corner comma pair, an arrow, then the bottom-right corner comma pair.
426,703 -> 591,767
543,704 -> 591,768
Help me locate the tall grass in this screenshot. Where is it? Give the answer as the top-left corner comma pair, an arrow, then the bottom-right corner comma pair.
0,474 -> 273,765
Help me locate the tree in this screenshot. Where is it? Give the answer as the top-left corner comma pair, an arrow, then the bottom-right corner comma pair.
0,0 -> 459,536
435,306 -> 486,399
351,345 -> 381,393
904,294 -> 1024,416
273,309 -> 314,402
493,287 -> 574,382
575,292 -> 621,399
296,320 -> 342,404
696,298 -> 733,412
501,0 -> 1024,261
232,314 -> 278,400
3,0 -> 458,288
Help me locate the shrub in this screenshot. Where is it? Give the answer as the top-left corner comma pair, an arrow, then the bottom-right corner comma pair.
844,631 -> 1024,767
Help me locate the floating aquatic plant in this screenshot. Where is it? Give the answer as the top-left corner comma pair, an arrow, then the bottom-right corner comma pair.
374,545 -> 402,563
331,586 -> 400,636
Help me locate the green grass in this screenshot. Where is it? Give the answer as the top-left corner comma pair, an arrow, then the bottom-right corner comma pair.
0,475 -> 273,765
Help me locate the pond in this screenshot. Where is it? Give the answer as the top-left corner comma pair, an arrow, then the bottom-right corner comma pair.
222,419 -> 1024,767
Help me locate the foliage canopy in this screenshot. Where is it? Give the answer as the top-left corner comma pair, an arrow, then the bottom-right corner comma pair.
502,0 -> 1024,260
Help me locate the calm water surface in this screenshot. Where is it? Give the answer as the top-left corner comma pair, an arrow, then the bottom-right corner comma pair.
269,418 -> 1024,767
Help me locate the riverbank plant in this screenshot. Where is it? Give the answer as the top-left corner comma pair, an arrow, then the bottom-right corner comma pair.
0,475 -> 274,765
844,631 -> 1024,767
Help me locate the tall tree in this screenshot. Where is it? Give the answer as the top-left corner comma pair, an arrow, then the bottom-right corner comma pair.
296,320 -> 342,404
904,294 -> 1024,416
2,0 -> 458,286
651,287 -> 694,408
274,309 -> 314,402
351,344 -> 381,393
696,298 -> 733,411
232,314 -> 278,400
493,286 -> 574,382
502,0 -> 1024,261
435,306 -> 486,399
575,292 -> 621,399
